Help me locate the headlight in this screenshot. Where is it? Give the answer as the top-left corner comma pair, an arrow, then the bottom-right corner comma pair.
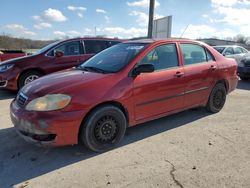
25,94 -> 71,111
0,64 -> 14,72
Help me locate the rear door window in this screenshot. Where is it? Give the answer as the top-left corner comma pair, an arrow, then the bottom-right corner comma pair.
180,44 -> 207,65
234,47 -> 243,54
224,47 -> 234,55
84,40 -> 109,54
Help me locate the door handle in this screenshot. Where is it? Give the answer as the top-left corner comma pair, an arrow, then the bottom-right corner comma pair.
210,65 -> 217,70
175,71 -> 184,78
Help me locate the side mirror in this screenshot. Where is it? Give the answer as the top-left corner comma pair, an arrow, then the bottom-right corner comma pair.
132,64 -> 154,76
55,50 -> 64,58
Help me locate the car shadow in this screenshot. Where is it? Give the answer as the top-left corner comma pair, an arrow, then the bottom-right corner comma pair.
0,90 -> 16,100
0,108 -> 211,187
237,80 -> 250,90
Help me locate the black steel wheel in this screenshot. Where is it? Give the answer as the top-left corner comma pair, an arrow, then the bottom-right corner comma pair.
80,105 -> 127,152
206,83 -> 226,113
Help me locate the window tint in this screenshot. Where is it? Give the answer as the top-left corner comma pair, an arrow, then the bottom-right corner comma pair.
206,49 -> 215,62
180,44 -> 207,65
234,47 -> 243,54
84,40 -> 108,54
213,47 -> 225,54
224,47 -> 234,55
241,48 -> 248,53
139,44 -> 179,71
107,41 -> 121,47
48,41 -> 83,56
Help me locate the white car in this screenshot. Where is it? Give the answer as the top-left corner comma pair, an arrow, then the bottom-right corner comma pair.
213,45 -> 249,64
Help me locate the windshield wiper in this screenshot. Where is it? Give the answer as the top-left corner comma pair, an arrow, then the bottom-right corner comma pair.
81,66 -> 112,74
81,66 -> 110,74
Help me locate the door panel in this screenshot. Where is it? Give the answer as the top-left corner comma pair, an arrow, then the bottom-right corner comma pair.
180,43 -> 217,108
133,68 -> 185,120
183,62 -> 217,107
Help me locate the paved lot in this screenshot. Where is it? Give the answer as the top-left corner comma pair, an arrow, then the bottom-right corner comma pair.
0,81 -> 250,188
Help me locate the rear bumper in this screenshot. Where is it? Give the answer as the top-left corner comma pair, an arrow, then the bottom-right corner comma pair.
10,100 -> 86,146
238,66 -> 250,77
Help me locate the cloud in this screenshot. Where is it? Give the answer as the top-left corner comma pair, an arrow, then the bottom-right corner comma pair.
127,0 -> 160,8
210,0 -> 250,36
96,9 -> 107,14
129,11 -> 148,26
34,22 -> 52,30
33,8 -> 67,23
54,31 -> 66,37
68,5 -> 86,18
67,6 -> 87,11
43,8 -> 67,22
104,16 -> 110,23
100,27 -> 147,38
180,24 -> 217,39
5,24 -> 36,36
67,30 -> 81,36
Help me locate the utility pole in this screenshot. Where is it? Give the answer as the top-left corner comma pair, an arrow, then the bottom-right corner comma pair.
147,0 -> 155,38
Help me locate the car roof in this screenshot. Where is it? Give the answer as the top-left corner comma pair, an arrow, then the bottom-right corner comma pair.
59,37 -> 123,43
125,38 -> 200,44
213,45 -> 244,48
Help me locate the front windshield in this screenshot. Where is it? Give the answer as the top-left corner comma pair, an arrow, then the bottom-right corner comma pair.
80,43 -> 148,73
213,47 -> 225,54
34,41 -> 60,55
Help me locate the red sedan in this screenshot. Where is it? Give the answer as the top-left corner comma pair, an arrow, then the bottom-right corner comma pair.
10,39 -> 238,152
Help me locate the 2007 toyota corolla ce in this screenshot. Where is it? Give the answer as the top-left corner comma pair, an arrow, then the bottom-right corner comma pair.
10,39 -> 238,152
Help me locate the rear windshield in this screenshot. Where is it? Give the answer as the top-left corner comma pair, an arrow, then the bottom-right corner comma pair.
80,43 -> 148,73
213,47 -> 225,54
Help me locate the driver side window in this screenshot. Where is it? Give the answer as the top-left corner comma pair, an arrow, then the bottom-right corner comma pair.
139,44 -> 179,71
48,41 -> 83,56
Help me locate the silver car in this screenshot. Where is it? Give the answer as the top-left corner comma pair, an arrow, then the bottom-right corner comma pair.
213,45 -> 249,64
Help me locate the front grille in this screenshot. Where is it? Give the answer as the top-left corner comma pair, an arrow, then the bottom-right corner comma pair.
16,92 -> 28,107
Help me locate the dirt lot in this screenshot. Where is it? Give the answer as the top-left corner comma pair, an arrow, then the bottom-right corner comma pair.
0,81 -> 250,188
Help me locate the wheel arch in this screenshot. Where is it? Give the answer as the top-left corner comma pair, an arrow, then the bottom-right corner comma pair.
17,68 -> 46,88
216,79 -> 229,93
78,101 -> 129,143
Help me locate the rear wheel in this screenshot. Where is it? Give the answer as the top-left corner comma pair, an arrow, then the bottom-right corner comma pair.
206,83 -> 226,113
80,105 -> 127,152
18,70 -> 43,89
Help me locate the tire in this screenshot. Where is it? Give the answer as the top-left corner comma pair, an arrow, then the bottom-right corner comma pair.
80,105 -> 127,152
206,83 -> 226,113
18,70 -> 43,89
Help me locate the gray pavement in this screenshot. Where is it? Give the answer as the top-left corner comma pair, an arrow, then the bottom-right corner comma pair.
0,81 -> 250,188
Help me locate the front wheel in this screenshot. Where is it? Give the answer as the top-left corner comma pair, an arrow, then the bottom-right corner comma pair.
80,105 -> 127,152
206,83 -> 226,113
18,70 -> 43,89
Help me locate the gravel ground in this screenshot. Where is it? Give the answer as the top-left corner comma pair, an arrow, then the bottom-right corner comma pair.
0,80 -> 250,188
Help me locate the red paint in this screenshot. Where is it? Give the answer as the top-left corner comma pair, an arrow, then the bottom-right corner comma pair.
0,38 -> 122,90
10,39 -> 238,146
0,53 -> 26,62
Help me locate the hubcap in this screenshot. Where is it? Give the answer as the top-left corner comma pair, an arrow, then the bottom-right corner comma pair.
24,75 -> 39,85
213,90 -> 224,109
94,115 -> 118,144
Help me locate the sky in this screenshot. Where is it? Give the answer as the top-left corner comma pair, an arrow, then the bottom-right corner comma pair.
0,0 -> 250,40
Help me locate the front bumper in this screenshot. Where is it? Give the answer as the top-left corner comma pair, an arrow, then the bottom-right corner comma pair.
238,66 -> 250,77
0,70 -> 19,90
10,100 -> 86,146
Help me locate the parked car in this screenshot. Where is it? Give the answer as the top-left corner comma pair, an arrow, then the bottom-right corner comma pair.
238,55 -> 250,80
213,45 -> 249,64
10,39 -> 238,152
0,49 -> 26,62
0,38 -> 121,90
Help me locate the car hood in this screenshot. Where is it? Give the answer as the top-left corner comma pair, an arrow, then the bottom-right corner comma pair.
0,54 -> 37,65
21,69 -> 113,98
